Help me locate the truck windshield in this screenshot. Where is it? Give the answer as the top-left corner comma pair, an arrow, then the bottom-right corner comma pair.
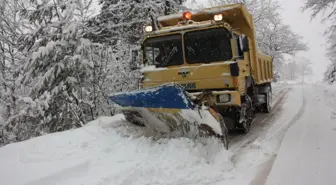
143,34 -> 184,67
184,27 -> 233,64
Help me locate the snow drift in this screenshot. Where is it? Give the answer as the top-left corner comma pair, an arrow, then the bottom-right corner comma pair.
0,114 -> 233,185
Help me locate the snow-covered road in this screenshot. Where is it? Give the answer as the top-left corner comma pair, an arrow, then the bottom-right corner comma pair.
0,83 -> 335,185
265,84 -> 336,185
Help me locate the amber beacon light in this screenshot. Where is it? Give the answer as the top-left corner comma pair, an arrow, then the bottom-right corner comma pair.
183,11 -> 192,20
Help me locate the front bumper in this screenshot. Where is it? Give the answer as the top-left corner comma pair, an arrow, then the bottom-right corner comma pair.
188,90 -> 241,107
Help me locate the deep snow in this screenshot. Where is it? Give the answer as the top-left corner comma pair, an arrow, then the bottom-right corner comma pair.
0,115 -> 233,185
0,83 -> 335,185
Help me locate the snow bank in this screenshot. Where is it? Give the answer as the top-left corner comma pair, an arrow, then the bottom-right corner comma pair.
0,114 -> 234,185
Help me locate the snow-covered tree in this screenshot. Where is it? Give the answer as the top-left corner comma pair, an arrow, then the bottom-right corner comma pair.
0,0 -> 117,145
0,0 -> 189,146
303,0 -> 336,21
324,62 -> 336,84
0,0 -> 29,129
296,57 -> 313,83
281,60 -> 298,81
256,16 -> 308,72
303,0 -> 336,84
279,56 -> 313,82
86,0 -> 186,46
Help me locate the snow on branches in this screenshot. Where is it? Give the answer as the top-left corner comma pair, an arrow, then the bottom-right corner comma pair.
0,0 -> 116,145
86,0 -> 186,46
304,0 -> 336,84
0,0 -> 145,146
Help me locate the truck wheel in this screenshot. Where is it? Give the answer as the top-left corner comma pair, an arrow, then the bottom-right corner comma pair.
242,120 -> 251,133
241,95 -> 253,133
263,86 -> 272,113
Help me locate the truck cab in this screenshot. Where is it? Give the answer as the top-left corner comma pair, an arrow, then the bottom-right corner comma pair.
131,3 -> 273,133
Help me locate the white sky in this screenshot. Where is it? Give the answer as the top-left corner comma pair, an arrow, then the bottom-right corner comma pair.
277,0 -> 330,82
186,0 -> 331,82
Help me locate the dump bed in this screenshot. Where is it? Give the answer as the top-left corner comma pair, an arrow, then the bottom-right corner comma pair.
255,53 -> 273,84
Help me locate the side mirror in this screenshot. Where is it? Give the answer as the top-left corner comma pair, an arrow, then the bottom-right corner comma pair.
130,49 -> 140,70
242,36 -> 249,52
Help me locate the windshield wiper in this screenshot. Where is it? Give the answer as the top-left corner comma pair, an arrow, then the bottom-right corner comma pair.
187,46 -> 209,64
161,47 -> 177,66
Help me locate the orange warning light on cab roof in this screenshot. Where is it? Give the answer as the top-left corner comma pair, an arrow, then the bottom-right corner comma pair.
183,11 -> 192,20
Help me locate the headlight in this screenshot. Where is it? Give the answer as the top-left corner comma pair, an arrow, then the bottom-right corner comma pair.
214,14 -> 223,21
144,25 -> 153,33
217,94 -> 231,103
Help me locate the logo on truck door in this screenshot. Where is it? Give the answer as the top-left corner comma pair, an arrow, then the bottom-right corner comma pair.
178,69 -> 190,78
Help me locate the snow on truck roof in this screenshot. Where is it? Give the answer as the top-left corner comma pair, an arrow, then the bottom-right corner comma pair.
158,3 -> 251,26
156,3 -> 254,38
157,4 -> 240,22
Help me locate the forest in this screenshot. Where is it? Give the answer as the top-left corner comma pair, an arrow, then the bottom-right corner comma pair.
0,0 -> 334,146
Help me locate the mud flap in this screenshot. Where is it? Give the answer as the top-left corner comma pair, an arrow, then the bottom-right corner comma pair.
109,83 -> 227,147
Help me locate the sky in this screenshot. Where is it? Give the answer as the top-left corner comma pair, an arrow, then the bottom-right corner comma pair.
277,0 -> 330,82
185,0 -> 331,82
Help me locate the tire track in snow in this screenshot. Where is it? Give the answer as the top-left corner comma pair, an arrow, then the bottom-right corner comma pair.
228,87 -> 290,154
231,87 -> 306,161
268,89 -> 306,140
249,88 -> 307,185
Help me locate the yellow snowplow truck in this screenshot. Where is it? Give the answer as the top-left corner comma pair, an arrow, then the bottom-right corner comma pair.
109,3 -> 273,149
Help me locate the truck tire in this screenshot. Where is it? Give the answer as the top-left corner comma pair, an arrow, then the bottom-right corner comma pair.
262,86 -> 272,113
241,95 -> 253,134
242,120 -> 251,133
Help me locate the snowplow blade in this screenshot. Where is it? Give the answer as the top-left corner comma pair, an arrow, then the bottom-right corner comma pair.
109,83 -> 228,148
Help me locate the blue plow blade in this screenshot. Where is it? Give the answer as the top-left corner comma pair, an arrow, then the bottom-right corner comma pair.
108,83 -> 225,144
108,83 -> 194,110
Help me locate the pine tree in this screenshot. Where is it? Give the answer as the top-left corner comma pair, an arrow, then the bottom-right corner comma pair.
1,0 -> 113,143
86,0 -> 185,46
